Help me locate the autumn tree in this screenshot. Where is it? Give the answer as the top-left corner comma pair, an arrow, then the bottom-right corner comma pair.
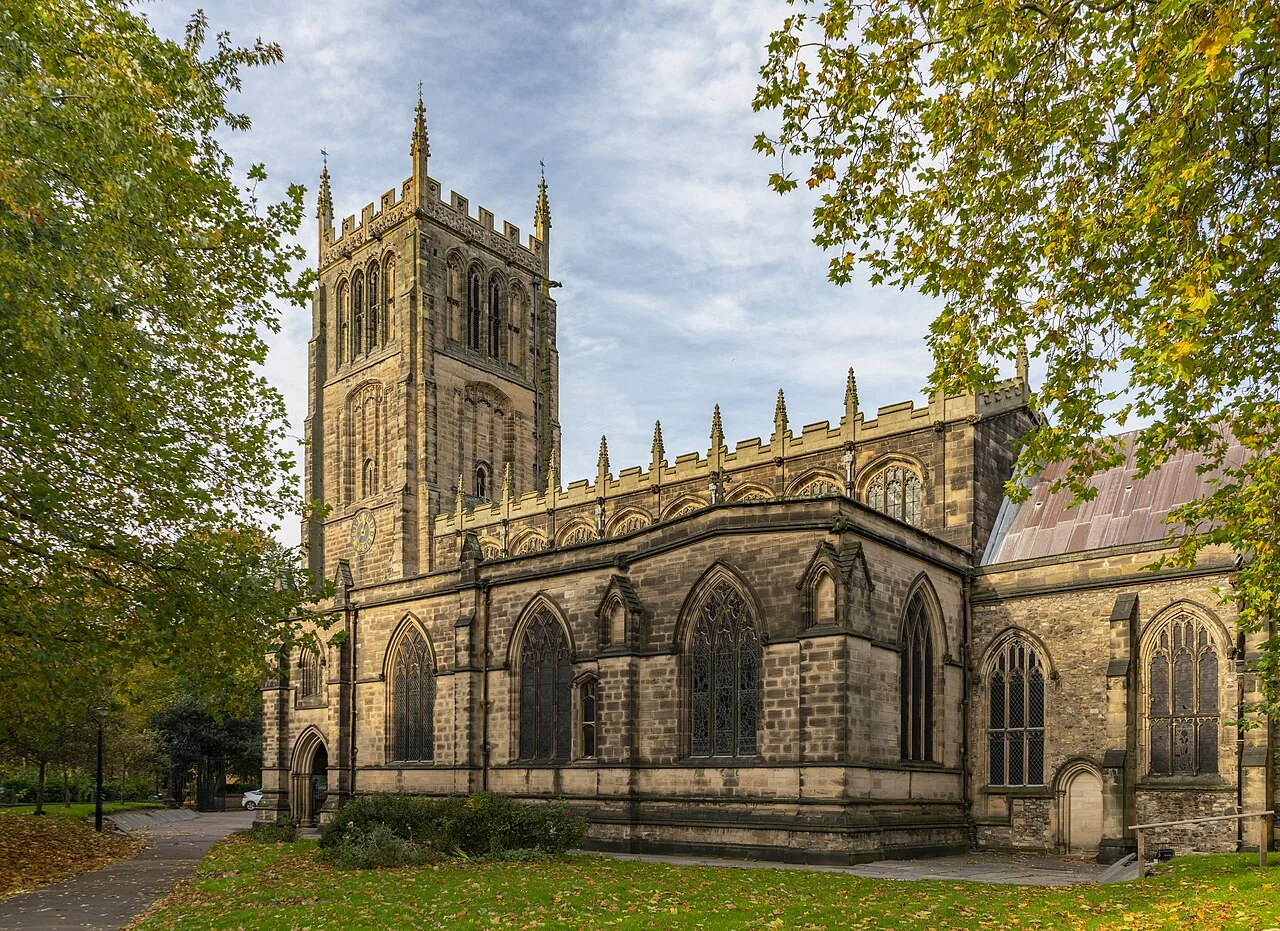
755,0 -> 1280,707
0,0 -> 325,734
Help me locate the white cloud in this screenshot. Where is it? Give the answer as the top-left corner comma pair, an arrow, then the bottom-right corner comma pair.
150,0 -> 944,545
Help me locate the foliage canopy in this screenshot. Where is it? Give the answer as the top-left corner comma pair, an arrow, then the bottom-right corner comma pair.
0,0 -> 323,742
755,0 -> 1280,708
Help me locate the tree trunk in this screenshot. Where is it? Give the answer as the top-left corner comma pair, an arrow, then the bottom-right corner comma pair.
34,760 -> 46,815
61,767 -> 70,808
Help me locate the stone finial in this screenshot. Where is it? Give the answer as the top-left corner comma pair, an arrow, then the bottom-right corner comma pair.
411,89 -> 430,160
455,474 -> 466,523
502,461 -> 514,504
411,90 -> 430,207
545,462 -> 559,498
844,367 -> 859,421
773,388 -> 789,441
597,435 -> 611,485
1016,344 -> 1029,383
710,404 -> 724,451
534,164 -> 551,276
651,420 -> 665,466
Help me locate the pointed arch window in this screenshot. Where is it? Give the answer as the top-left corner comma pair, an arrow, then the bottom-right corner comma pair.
1146,612 -> 1220,776
466,268 -> 482,351
351,271 -> 365,357
336,283 -> 348,367
900,593 -> 934,762
690,580 -> 760,758
474,464 -> 489,500
391,628 -> 434,762
367,264 -> 380,351
988,637 -> 1046,786
866,464 -> 922,526
488,279 -> 502,359
298,647 -> 321,699
383,256 -> 394,342
518,611 -> 573,763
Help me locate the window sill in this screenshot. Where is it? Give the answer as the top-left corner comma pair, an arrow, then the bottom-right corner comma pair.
388,761 -> 437,768
296,698 -> 328,710
983,785 -> 1051,798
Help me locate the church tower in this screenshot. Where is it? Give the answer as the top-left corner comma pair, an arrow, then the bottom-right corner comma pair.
303,99 -> 561,584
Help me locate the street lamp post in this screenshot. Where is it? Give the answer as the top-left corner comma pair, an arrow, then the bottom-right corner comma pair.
95,716 -> 104,833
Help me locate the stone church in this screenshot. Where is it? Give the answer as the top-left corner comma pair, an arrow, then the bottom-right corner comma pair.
259,101 -> 1272,864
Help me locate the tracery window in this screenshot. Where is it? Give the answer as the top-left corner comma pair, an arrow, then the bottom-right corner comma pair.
900,593 -> 934,762
561,524 -> 595,546
518,611 -> 573,763
866,464 -> 922,526
367,264 -> 380,351
488,279 -> 502,359
383,256 -> 394,341
796,476 -> 841,498
466,268 -> 482,351
690,580 -> 760,758
580,678 -> 599,758
298,647 -> 321,699
351,272 -> 365,357
612,513 -> 650,535
391,628 -> 434,762
1146,612 -> 1220,776
988,637 -> 1045,786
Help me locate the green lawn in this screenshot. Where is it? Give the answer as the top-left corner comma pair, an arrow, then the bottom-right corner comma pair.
136,837 -> 1280,930
0,801 -> 161,820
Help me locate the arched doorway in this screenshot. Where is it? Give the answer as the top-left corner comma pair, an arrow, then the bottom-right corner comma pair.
289,731 -> 328,826
1057,763 -> 1103,855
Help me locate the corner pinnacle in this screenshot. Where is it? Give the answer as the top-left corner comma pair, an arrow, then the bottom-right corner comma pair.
597,435 -> 610,479
773,388 -> 789,437
844,367 -> 859,420
710,404 -> 724,451
651,420 -> 665,464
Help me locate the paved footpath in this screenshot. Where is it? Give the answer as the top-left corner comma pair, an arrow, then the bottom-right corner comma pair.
0,809 -> 254,930
600,849 -> 1106,886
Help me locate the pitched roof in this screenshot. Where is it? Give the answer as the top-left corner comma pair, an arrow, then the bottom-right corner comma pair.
981,430 -> 1249,565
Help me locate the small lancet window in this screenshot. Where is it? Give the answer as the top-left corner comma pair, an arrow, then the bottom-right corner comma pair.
298,647 -> 321,699
580,678 -> 598,758
474,464 -> 489,500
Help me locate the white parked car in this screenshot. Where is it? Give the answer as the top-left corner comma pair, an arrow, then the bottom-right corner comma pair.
241,789 -> 264,811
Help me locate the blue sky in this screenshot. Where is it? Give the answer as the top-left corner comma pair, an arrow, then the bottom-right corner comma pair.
148,0 -> 943,545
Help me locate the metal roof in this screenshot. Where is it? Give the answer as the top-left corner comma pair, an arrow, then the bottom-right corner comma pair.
981,430 -> 1248,565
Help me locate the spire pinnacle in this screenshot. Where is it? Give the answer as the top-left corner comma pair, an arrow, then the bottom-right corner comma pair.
411,91 -> 429,159
844,367 -> 859,420
1016,344 -> 1029,383
773,388 -> 789,438
455,475 -> 466,522
651,420 -> 665,464
545,462 -> 559,498
534,163 -> 551,233
502,461 -> 514,504
710,404 -> 724,450
597,435 -> 611,480
317,150 -> 333,234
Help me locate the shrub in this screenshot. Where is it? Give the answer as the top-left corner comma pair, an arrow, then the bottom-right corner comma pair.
318,793 -> 586,868
248,818 -> 297,843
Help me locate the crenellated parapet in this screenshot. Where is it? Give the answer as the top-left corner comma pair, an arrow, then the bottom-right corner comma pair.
432,370 -> 1033,558
320,174 -> 546,275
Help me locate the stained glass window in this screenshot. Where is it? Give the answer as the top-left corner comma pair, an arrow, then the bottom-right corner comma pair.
690,581 -> 759,758
1146,612 -> 1220,776
391,628 -> 434,762
866,465 -> 923,526
488,279 -> 502,359
580,679 -> 598,758
518,611 -> 573,763
987,637 -> 1046,785
900,594 -> 934,762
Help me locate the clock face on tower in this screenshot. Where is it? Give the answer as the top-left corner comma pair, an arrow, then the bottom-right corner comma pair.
351,508 -> 376,555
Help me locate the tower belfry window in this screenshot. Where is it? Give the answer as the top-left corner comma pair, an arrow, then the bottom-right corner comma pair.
467,269 -> 481,351
474,464 -> 489,501
352,272 -> 365,357
367,264 -> 380,350
488,279 -> 502,359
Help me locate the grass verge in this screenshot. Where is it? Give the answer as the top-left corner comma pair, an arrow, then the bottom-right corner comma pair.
0,801 -> 161,819
134,836 -> 1280,930
0,810 -> 146,900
